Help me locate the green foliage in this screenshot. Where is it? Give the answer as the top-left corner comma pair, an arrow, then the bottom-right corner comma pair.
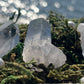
9,8 -> 21,23
48,11 -> 83,64
2,42 -> 24,63
48,11 -> 65,27
80,17 -> 84,23
18,24 -> 28,42
1,11 -> 84,83
29,63 -> 84,83
9,11 -> 16,21
65,19 -> 68,27
1,62 -> 84,83
0,62 -> 32,84
15,8 -> 21,23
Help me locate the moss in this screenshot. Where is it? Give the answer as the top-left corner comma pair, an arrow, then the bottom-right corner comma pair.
18,24 -> 28,42
1,75 -> 28,84
48,11 -> 83,64
1,61 -> 84,83
2,42 -> 24,63
1,11 -> 84,83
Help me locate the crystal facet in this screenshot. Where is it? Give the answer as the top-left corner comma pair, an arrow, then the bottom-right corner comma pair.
0,20 -> 19,57
23,18 -> 66,68
0,58 -> 4,67
77,23 -> 84,56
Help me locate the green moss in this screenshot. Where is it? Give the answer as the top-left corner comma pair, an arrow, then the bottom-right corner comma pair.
1,11 -> 84,83
2,42 -> 24,63
48,11 -> 83,64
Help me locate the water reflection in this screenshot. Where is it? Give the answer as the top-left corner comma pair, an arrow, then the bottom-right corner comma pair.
30,5 -> 39,13
71,0 -> 76,4
9,7 -> 18,14
39,1 -> 48,7
21,9 -> 27,15
27,11 -> 34,17
67,6 -> 75,12
1,7 -> 7,12
54,2 -> 61,8
0,0 -> 84,24
8,0 -> 14,4
38,14 -> 47,19
0,1 -> 6,6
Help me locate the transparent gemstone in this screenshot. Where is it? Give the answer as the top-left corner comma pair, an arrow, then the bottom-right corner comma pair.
23,18 -> 66,68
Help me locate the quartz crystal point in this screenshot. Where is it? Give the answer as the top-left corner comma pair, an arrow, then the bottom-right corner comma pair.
0,58 -> 4,67
68,21 -> 76,28
77,23 -> 84,56
0,20 -> 19,57
23,18 -> 66,68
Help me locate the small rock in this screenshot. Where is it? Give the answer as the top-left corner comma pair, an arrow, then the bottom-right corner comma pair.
68,21 -> 76,28
80,77 -> 84,83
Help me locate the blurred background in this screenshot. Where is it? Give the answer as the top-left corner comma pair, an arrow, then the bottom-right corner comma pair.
0,0 -> 84,24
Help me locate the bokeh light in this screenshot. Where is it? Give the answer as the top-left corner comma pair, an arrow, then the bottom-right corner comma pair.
54,2 -> 61,8
0,0 -> 84,24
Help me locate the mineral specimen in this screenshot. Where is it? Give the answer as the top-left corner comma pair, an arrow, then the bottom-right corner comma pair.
23,18 -> 66,68
0,20 -> 19,57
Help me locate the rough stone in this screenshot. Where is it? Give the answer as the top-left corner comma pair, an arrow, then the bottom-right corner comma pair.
80,77 -> 84,83
68,21 -> 76,28
0,20 -> 19,57
22,18 -> 66,68
77,23 -> 84,56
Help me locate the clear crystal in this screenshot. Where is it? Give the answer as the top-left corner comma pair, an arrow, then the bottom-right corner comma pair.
0,58 -> 4,67
23,18 -> 66,68
77,23 -> 84,56
0,20 -> 19,57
